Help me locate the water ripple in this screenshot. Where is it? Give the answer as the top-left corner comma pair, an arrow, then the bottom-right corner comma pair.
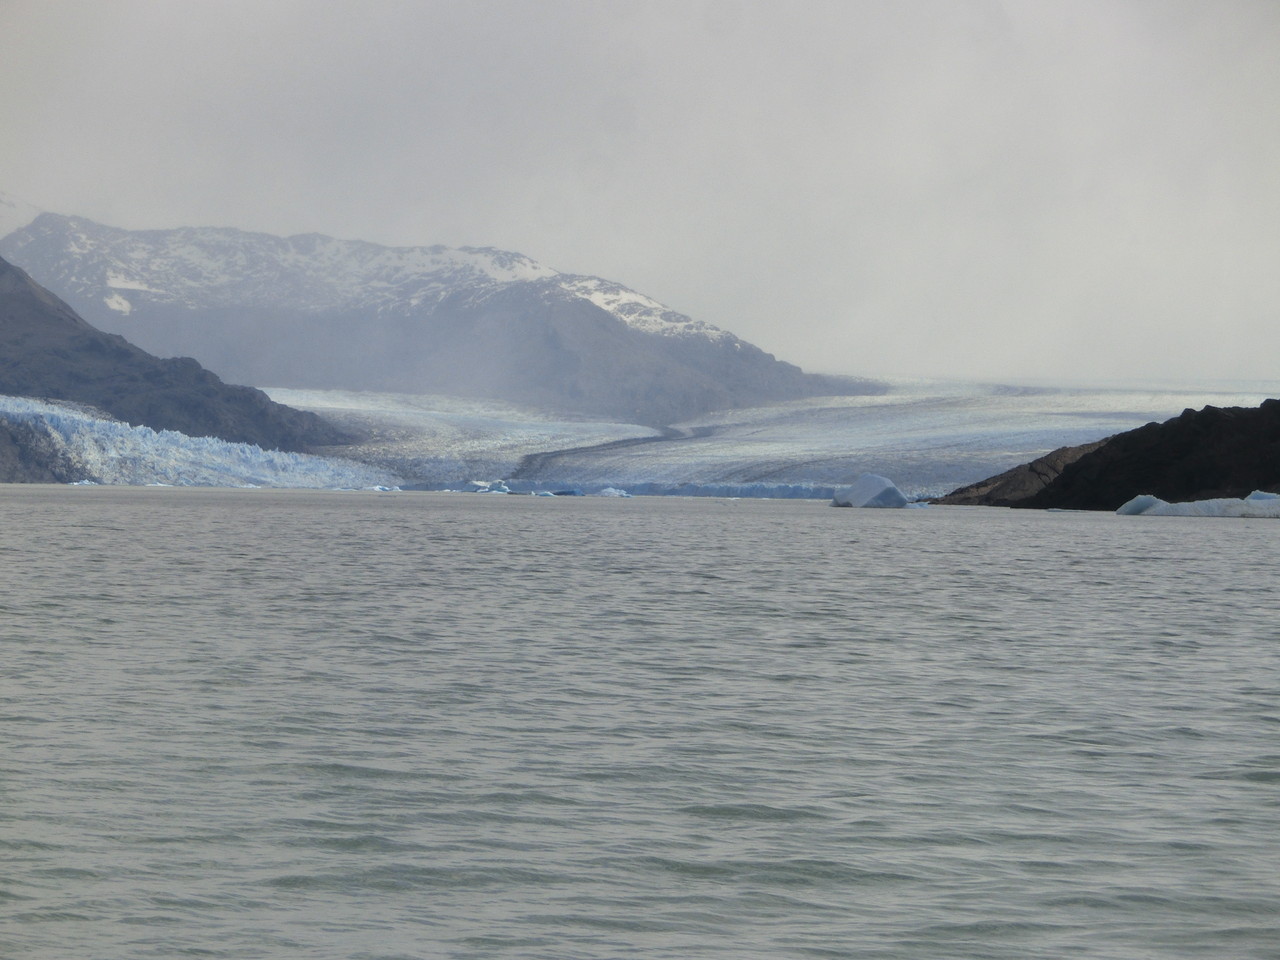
4,487 -> 1279,959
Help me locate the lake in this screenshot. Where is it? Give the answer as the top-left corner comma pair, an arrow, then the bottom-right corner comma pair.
3,486 -> 1278,959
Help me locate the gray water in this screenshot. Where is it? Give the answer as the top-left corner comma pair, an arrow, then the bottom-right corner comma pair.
3,486 -> 1278,959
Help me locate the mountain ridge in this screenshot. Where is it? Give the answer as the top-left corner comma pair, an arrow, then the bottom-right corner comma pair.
0,200 -> 880,425
0,254 -> 347,453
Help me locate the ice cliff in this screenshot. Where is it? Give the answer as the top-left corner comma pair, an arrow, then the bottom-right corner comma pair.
0,396 -> 398,488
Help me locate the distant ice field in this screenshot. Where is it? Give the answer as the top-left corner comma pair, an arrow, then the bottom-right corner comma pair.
269,380 -> 1280,499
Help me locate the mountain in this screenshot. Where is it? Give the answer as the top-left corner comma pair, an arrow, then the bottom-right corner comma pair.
0,206 -> 880,425
936,400 -> 1280,510
0,255 -> 347,452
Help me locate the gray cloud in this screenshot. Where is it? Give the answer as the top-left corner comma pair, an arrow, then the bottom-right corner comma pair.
3,0 -> 1278,382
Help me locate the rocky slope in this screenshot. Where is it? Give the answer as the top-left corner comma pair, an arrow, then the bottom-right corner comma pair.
938,400 -> 1280,510
0,209 -> 878,425
932,438 -> 1109,506
0,256 -> 347,452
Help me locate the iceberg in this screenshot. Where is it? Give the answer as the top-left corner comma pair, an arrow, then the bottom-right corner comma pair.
465,480 -> 512,493
1117,491 -> 1280,518
831,474 -> 911,508
1115,494 -> 1166,516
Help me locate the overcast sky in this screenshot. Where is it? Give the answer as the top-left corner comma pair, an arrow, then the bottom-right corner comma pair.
2,0 -> 1277,383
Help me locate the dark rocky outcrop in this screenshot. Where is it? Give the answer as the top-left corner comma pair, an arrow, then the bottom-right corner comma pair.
938,400 -> 1280,511
1020,400 -> 1280,510
0,256 -> 348,452
932,438 -> 1109,506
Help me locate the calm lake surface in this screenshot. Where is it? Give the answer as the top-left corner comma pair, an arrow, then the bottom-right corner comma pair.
3,486 -> 1278,959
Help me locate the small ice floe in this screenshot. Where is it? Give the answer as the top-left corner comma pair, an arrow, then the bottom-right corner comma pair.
1117,490 -> 1280,518
467,480 -> 512,494
831,474 -> 911,508
596,487 -> 632,498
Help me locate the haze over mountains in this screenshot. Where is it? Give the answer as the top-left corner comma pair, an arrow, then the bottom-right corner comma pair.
0,197 -> 878,426
5,193 -> 1276,503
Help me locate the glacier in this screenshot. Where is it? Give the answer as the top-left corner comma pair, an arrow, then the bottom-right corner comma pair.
270,379 -> 1280,501
5,377 -> 1279,497
0,395 -> 400,489
267,388 -> 658,485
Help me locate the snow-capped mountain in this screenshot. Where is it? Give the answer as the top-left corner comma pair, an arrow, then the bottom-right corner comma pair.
2,215 -> 727,342
0,198 -> 874,424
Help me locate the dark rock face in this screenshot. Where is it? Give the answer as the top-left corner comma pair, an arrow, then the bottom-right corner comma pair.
1018,400 -> 1280,510
938,400 -> 1280,511
0,257 -> 347,451
932,438 -> 1109,506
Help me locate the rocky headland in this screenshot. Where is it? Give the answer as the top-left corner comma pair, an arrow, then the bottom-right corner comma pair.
936,400 -> 1280,510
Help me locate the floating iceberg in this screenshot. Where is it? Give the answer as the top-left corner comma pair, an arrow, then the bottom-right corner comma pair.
1117,490 -> 1280,518
1115,494 -> 1166,516
831,474 -> 911,508
464,480 -> 514,493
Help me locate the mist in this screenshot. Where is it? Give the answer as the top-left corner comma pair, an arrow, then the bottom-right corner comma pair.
2,0 -> 1277,383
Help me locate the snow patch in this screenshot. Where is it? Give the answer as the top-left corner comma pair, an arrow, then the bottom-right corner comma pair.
556,274 -> 733,341
104,293 -> 133,314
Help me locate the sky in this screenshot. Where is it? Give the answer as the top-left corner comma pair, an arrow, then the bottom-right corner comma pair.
2,0 -> 1278,383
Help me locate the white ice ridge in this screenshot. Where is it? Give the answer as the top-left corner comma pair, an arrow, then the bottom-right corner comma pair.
831,473 -> 913,508
0,395 -> 401,489
1117,490 -> 1280,518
